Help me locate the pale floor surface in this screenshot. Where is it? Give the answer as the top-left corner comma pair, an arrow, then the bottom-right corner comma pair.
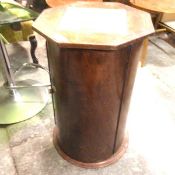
0,33 -> 175,175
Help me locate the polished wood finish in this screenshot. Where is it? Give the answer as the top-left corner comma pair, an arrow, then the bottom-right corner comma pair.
47,40 -> 142,164
33,2 -> 154,167
53,127 -> 128,168
46,0 -> 102,7
129,0 -> 175,67
162,13 -> 175,22
130,0 -> 175,13
114,41 -> 143,150
33,2 -> 154,50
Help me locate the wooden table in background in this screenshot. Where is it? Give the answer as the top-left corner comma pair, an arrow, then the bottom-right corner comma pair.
130,0 -> 175,28
130,0 -> 175,14
46,0 -> 102,7
130,0 -> 175,66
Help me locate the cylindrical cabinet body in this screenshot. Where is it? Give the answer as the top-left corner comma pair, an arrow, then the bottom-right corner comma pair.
47,41 -> 142,165
33,1 -> 154,168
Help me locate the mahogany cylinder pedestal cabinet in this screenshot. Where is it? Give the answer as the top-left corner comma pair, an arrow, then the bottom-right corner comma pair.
33,2 -> 154,168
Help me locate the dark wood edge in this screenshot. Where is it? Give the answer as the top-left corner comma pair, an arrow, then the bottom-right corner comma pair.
159,22 -> 175,33
33,26 -> 153,50
32,25 -> 154,50
53,127 -> 128,169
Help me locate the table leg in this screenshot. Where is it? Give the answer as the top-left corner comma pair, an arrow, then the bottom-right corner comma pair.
154,12 -> 163,29
29,35 -> 39,64
140,38 -> 149,67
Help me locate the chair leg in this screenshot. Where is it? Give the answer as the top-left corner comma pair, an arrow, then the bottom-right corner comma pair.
140,38 -> 149,67
29,35 -> 39,64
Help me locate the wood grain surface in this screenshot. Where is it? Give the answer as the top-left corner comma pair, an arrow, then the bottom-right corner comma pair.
33,1 -> 154,166
130,0 -> 175,13
33,2 -> 154,50
46,40 -> 142,163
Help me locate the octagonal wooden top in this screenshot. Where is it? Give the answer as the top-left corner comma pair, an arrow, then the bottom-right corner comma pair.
33,2 -> 154,50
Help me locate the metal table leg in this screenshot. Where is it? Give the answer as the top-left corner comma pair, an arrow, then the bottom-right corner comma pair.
0,39 -> 49,124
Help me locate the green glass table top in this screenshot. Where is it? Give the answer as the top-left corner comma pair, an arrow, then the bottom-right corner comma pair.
0,2 -> 38,25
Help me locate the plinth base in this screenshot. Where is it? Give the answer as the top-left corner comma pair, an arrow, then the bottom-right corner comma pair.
53,127 -> 128,169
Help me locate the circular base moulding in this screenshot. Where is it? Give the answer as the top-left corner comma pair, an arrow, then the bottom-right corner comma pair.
53,127 -> 128,169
